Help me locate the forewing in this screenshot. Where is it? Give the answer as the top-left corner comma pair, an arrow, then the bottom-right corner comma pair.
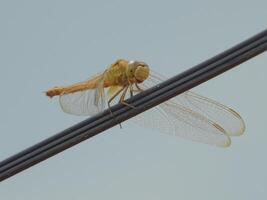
130,70 -> 244,147
143,70 -> 245,136
179,91 -> 245,136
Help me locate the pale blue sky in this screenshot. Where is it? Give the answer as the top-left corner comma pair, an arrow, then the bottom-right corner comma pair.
0,0 -> 267,199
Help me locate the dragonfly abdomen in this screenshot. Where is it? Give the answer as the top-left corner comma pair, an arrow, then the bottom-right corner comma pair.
46,79 -> 100,97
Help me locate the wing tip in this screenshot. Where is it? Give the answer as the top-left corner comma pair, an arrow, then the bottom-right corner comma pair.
232,125 -> 246,136
219,137 -> 231,147
212,123 -> 231,147
228,108 -> 246,136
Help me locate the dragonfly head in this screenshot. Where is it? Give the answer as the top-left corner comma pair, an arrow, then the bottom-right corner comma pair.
127,61 -> 150,83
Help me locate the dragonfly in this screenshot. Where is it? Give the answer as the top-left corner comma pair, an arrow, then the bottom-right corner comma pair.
46,59 -> 245,147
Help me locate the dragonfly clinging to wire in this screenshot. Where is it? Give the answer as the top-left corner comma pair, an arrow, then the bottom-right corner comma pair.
45,59 -> 245,147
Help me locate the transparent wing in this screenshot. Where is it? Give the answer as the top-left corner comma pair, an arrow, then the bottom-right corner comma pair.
131,105 -> 175,137
131,94 -> 231,147
59,74 -> 106,116
130,70 -> 244,147
179,91 -> 245,136
161,100 -> 231,147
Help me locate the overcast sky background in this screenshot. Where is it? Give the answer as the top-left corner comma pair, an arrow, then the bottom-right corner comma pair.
1,0 -> 267,199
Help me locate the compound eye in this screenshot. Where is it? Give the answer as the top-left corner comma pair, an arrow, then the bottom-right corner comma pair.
140,63 -> 147,67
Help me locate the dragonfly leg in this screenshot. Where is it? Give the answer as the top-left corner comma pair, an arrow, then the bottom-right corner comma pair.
108,87 -> 125,128
129,84 -> 134,97
135,83 -> 144,92
130,83 -> 144,93
131,83 -> 144,93
120,86 -> 136,109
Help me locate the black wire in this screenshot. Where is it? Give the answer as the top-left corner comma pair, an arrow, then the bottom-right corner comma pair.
1,29 -> 267,182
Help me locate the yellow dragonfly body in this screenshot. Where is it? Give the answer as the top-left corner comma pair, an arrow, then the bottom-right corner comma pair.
46,59 -> 245,147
